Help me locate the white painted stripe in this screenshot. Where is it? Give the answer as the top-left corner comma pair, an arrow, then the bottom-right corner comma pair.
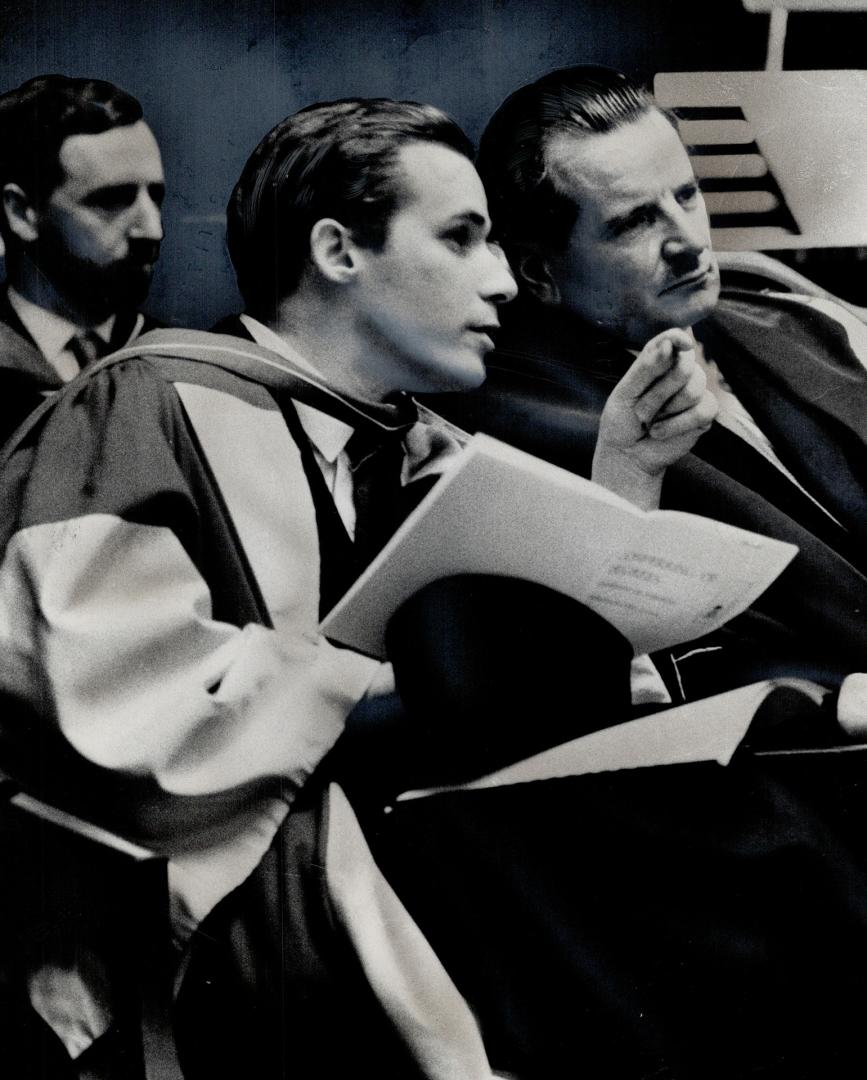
679,119 -> 753,145
326,784 -> 496,1079
655,74 -> 741,109
765,6 -> 788,71
703,189 -> 780,215
712,225 -> 804,249
743,0 -> 864,11
692,153 -> 768,179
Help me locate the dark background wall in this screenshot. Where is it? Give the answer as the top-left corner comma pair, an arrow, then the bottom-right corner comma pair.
0,0 -> 861,326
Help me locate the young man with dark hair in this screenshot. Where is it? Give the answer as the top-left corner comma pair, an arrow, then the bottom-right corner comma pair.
433,64 -> 867,698
0,74 -> 164,442
0,95 -> 525,1078
0,86 -> 726,1077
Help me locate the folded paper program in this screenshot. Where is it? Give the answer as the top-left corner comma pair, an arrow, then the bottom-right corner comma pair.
322,434 -> 798,659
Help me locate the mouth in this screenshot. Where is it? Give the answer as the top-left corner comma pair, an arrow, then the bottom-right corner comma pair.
660,268 -> 713,296
121,260 -> 157,278
127,244 -> 161,272
465,326 -> 499,353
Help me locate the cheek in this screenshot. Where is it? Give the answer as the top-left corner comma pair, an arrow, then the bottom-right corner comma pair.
402,265 -> 462,328
578,256 -> 633,312
62,217 -> 113,259
79,211 -> 128,254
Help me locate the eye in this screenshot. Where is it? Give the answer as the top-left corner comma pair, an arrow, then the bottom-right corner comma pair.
676,182 -> 700,208
441,224 -> 474,253
612,207 -> 656,237
148,183 -> 166,208
84,185 -> 138,212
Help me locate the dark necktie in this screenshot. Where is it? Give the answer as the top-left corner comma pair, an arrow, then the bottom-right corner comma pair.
345,423 -> 410,568
67,330 -> 111,371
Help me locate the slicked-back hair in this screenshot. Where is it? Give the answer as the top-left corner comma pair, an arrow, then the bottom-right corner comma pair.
477,66 -> 665,259
0,75 -> 144,239
226,97 -> 474,318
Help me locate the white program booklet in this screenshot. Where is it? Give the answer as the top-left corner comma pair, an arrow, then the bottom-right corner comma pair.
395,678 -> 826,802
321,433 -> 798,659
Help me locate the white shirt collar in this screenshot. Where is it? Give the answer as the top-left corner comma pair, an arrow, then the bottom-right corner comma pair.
240,314 -> 354,464
8,287 -> 114,366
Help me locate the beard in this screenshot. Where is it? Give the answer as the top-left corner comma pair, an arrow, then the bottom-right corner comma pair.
32,231 -> 159,322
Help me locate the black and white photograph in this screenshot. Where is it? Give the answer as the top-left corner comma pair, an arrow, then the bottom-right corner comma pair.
2,1 -> 867,1077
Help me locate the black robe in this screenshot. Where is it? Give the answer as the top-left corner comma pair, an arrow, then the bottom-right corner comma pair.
426,287 -> 867,693
0,286 -> 161,446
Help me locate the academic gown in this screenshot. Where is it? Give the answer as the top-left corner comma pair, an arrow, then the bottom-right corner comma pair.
426,286 -> 867,694
0,287 -> 160,446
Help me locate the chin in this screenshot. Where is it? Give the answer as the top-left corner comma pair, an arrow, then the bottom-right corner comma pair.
685,296 -> 719,328
662,294 -> 718,332
419,351 -> 487,394
688,276 -> 721,322
451,355 -> 488,391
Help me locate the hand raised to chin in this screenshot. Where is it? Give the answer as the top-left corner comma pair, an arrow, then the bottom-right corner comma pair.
591,328 -> 718,510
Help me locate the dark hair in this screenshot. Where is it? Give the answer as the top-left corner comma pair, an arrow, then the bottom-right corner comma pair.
226,97 -> 474,317
0,75 -> 143,211
477,66 -> 665,258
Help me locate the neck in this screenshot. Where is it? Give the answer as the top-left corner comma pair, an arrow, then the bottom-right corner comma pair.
268,291 -> 396,404
11,254 -> 109,328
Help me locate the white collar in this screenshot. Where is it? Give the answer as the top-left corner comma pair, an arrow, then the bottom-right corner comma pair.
240,314 -> 355,464
8,287 -> 114,364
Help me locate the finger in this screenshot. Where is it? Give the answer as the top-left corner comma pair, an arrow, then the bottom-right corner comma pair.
646,364 -> 708,424
633,350 -> 702,425
648,393 -> 718,440
615,328 -> 693,402
617,338 -> 673,407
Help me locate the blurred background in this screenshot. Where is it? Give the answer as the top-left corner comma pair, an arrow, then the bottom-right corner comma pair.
1,0 -> 864,327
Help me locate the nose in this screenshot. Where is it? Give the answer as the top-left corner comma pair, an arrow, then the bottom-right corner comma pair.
481,241 -> 518,305
129,189 -> 164,242
661,203 -> 707,272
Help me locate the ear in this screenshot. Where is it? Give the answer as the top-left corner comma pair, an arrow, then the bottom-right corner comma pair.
2,184 -> 40,244
309,218 -> 359,285
518,251 -> 561,306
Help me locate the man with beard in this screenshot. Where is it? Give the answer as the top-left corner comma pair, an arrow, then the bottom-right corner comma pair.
0,75 -> 164,443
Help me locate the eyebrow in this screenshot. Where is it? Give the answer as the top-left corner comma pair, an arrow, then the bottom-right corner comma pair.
442,210 -> 489,229
602,178 -> 699,237
82,181 -> 166,205
601,202 -> 653,236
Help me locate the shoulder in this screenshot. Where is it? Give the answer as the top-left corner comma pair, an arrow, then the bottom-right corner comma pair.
714,285 -> 859,342
0,354 -> 194,546
0,306 -> 58,384
0,330 -> 293,545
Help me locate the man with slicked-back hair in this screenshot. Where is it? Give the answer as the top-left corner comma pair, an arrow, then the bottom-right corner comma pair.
0,96 -> 522,1078
431,65 -> 867,701
381,66 -> 867,1080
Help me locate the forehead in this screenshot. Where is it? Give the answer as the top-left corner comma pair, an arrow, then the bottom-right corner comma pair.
546,110 -> 693,220
55,120 -> 164,195
392,141 -> 489,225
